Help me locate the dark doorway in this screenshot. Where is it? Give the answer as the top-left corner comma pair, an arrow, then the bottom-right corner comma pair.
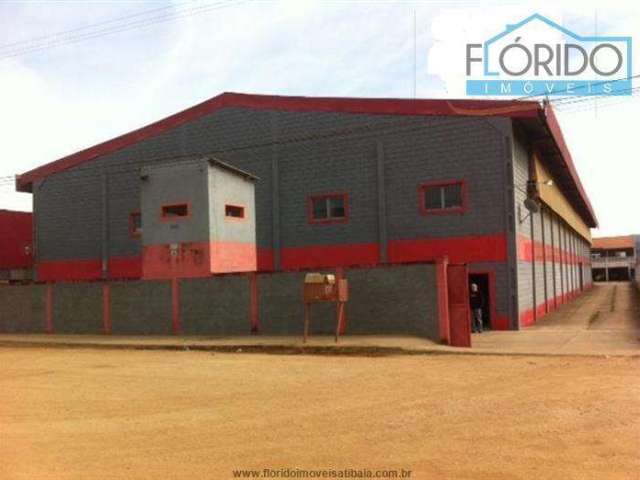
469,273 -> 491,330
592,268 -> 606,282
608,267 -> 631,281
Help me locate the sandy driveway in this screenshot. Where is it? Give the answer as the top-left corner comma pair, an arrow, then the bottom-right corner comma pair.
472,282 -> 640,354
0,347 -> 638,480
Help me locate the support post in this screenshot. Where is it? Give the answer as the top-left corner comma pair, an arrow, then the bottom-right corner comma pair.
102,283 -> 111,334
171,277 -> 181,335
249,273 -> 259,333
45,283 -> 54,334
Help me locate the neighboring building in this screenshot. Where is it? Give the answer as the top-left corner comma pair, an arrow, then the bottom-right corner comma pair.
14,93 -> 597,329
591,235 -> 638,282
0,209 -> 33,283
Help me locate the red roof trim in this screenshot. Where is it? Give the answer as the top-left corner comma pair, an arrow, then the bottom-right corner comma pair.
15,92 -> 541,192
543,104 -> 598,227
592,236 -> 635,249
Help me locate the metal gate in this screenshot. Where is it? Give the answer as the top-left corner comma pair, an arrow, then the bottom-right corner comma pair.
447,264 -> 471,347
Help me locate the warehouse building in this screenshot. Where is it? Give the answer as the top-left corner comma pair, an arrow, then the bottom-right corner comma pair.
0,209 -> 33,283
10,93 -> 596,334
591,235 -> 638,282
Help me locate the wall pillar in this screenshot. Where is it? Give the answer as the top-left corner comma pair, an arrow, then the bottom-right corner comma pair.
171,277 -> 181,335
335,267 -> 347,335
45,283 -> 54,334
249,273 -> 259,333
102,283 -> 111,334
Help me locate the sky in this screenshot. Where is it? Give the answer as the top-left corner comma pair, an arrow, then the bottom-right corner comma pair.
0,0 -> 639,237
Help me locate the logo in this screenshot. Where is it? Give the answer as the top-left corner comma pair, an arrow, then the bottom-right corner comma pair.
466,13 -> 632,96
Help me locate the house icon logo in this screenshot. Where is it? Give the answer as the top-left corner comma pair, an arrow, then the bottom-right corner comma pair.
466,13 -> 632,96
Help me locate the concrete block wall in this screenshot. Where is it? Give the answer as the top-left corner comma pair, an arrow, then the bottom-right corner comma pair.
33,108 -> 509,271
344,264 -> 438,338
180,276 -> 250,335
0,263 -> 440,339
257,264 -> 439,338
110,280 -> 173,335
0,285 -> 45,333
257,271 -> 337,335
53,283 -> 103,333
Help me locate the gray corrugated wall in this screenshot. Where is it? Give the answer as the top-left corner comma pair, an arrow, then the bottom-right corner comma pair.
512,133 -> 533,319
511,132 -> 592,322
542,208 -> 555,304
0,285 -> 45,333
34,108 -> 510,262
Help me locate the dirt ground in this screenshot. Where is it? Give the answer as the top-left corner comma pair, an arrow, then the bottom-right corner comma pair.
0,348 -> 638,480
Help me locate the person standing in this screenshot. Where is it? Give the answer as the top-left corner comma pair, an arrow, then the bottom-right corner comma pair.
469,283 -> 484,333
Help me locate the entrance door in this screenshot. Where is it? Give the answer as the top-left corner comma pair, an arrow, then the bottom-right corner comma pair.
447,264 -> 471,347
469,273 -> 491,330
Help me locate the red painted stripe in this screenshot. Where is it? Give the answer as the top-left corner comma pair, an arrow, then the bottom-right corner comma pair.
143,243 -> 211,280
257,247 -> 274,272
280,243 -> 379,270
388,233 -> 508,264
335,267 -> 347,335
35,233 -> 515,282
516,235 -> 588,265
38,258 -> 102,282
109,257 -> 142,279
143,241 -> 257,279
210,241 -> 257,274
519,286 -> 587,327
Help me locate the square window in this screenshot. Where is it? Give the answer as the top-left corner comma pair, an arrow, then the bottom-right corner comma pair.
225,204 -> 245,219
424,187 -> 442,210
312,198 -> 328,219
421,181 -> 465,214
309,193 -> 348,223
161,203 -> 189,219
443,184 -> 463,208
329,196 -> 345,218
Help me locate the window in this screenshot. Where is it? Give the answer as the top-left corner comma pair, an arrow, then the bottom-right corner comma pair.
129,211 -> 142,238
161,203 -> 190,220
225,204 -> 245,220
420,181 -> 466,214
308,193 -> 348,223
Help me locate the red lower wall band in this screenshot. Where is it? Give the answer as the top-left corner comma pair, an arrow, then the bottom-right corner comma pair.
519,282 -> 593,327
516,235 -> 590,266
36,233 -> 511,281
